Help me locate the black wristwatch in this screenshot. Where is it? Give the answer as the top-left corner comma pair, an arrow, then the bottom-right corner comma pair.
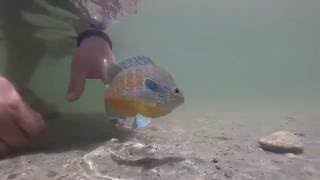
76,29 -> 112,49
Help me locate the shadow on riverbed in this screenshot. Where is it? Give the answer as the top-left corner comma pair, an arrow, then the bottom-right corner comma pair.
11,112 -> 134,157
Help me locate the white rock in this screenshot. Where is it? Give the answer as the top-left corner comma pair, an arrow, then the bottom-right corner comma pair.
285,153 -> 302,159
258,130 -> 304,154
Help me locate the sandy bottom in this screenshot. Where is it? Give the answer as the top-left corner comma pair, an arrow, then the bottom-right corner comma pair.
0,101 -> 319,180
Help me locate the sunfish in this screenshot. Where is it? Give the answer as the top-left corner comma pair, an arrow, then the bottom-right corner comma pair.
104,56 -> 184,129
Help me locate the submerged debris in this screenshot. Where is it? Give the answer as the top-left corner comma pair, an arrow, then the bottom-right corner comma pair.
111,153 -> 185,170
258,130 -> 304,154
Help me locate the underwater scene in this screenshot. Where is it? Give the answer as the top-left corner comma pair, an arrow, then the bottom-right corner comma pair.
0,0 -> 319,179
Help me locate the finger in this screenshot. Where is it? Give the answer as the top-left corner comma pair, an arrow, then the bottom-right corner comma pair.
66,55 -> 87,102
13,102 -> 47,139
2,84 -> 47,139
0,113 -> 30,148
0,139 -> 10,158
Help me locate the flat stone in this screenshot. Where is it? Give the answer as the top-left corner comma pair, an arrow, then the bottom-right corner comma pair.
258,130 -> 304,154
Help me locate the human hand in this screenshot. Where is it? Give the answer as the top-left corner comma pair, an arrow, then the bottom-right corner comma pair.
65,36 -> 117,102
0,76 -> 47,158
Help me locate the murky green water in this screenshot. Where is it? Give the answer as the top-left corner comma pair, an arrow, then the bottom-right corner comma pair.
1,0 -> 320,114
1,1 -> 320,179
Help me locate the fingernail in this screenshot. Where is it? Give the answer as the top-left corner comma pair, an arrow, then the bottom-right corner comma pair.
66,93 -> 77,102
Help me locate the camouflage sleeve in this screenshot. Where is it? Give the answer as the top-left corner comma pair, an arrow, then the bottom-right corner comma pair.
70,0 -> 138,31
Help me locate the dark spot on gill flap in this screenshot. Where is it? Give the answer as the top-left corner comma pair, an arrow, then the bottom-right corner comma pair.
144,79 -> 169,103
106,64 -> 122,81
144,78 -> 162,92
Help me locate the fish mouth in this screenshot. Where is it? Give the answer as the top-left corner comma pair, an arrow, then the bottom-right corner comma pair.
175,95 -> 185,107
178,94 -> 185,104
178,91 -> 185,104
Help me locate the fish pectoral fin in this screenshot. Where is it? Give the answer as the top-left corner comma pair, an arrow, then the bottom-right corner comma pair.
132,114 -> 151,129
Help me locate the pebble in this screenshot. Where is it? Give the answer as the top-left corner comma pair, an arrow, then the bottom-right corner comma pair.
211,158 -> 219,163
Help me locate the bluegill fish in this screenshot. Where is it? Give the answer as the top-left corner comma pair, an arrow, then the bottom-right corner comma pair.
104,56 -> 184,129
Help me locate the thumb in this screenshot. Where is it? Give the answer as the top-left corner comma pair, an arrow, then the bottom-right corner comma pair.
66,60 -> 87,102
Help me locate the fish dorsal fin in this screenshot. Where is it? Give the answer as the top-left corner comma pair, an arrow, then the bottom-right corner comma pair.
107,56 -> 155,81
119,56 -> 154,69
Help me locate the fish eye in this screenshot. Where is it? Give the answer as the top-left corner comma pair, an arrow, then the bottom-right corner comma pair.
173,88 -> 180,94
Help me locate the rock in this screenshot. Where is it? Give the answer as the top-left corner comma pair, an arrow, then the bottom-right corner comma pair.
224,170 -> 233,178
7,173 -> 18,179
258,131 -> 304,154
211,157 -> 219,163
294,133 -> 306,137
216,136 -> 230,141
285,153 -> 302,159
110,138 -> 120,143
47,170 -> 57,177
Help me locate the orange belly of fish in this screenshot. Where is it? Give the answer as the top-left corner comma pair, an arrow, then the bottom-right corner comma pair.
105,97 -> 169,118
